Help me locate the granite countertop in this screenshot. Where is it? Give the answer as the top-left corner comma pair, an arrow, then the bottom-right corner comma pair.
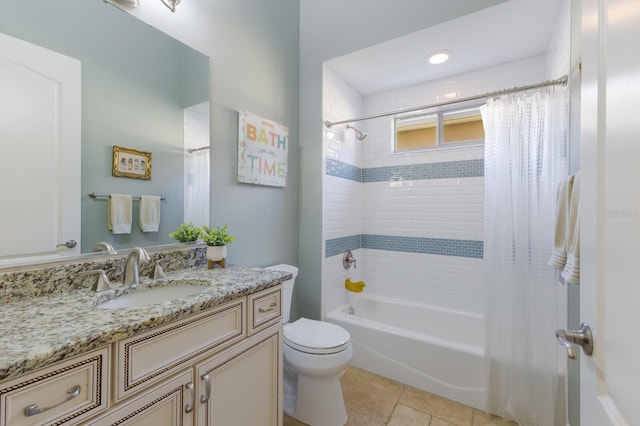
0,266 -> 291,382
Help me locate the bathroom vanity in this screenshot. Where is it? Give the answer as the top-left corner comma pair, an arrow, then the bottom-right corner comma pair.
0,260 -> 288,426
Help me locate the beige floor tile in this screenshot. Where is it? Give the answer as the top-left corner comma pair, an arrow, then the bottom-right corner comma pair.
341,367 -> 403,426
431,417 -> 459,426
283,413 -> 308,426
399,385 -> 473,426
387,404 -> 432,426
471,409 -> 517,426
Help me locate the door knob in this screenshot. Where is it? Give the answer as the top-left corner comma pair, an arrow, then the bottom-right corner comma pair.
56,240 -> 77,249
556,323 -> 593,359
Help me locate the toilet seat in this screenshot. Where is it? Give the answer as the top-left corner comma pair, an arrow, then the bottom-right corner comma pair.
284,318 -> 351,355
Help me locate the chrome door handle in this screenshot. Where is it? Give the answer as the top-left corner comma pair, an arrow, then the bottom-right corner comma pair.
556,323 -> 593,359
259,302 -> 278,313
24,385 -> 81,417
56,240 -> 77,249
185,382 -> 195,413
199,373 -> 211,404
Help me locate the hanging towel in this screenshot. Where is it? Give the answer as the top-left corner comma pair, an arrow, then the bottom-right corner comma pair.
561,172 -> 580,284
548,174 -> 575,269
107,194 -> 132,234
139,195 -> 161,232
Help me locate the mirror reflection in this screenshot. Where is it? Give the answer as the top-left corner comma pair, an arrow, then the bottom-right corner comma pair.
0,0 -> 210,263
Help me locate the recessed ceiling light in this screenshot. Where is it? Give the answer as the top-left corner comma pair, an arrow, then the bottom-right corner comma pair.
428,52 -> 450,65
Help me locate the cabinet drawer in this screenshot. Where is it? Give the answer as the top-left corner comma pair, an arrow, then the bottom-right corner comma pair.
247,285 -> 282,335
88,370 -> 193,426
0,346 -> 109,426
113,299 -> 245,402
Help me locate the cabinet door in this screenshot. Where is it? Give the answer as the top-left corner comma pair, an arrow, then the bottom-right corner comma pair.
196,324 -> 282,426
88,370 -> 194,426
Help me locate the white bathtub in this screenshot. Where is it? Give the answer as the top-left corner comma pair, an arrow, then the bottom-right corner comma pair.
326,295 -> 486,410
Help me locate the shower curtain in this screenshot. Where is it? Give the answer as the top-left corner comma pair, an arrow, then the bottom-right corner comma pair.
481,89 -> 568,425
184,148 -> 210,227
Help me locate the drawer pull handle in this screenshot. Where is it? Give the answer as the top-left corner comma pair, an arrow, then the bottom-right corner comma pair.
259,302 -> 278,313
185,382 -> 195,413
24,384 -> 81,417
200,373 -> 211,404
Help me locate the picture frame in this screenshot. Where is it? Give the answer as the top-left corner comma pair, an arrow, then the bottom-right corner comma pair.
112,145 -> 152,180
237,110 -> 289,187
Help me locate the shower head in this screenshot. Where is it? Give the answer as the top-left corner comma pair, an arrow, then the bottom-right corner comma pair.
346,124 -> 367,141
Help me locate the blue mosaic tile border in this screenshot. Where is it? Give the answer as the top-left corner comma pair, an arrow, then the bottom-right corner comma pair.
325,235 -> 362,257
326,158 -> 362,182
325,234 -> 483,259
325,159 -> 483,183
362,159 -> 484,183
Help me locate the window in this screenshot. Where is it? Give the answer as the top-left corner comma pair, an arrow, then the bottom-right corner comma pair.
394,106 -> 484,152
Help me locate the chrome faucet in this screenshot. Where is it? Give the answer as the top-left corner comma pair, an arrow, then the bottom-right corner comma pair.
343,250 -> 357,269
78,269 -> 112,292
123,247 -> 150,286
92,241 -> 117,254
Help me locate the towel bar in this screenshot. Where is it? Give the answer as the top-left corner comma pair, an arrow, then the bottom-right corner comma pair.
89,192 -> 166,201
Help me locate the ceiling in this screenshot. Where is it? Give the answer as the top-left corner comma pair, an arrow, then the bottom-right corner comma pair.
326,0 -> 565,95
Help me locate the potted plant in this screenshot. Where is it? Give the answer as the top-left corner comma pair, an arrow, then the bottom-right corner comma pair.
201,224 -> 235,267
169,222 -> 201,243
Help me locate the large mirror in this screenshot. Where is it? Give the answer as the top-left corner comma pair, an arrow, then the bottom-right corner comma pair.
0,0 -> 210,262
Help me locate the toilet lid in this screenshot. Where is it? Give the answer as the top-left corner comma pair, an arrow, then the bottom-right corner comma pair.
284,318 -> 351,354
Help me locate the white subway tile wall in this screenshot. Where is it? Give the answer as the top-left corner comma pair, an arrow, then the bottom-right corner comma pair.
322,55 -> 547,317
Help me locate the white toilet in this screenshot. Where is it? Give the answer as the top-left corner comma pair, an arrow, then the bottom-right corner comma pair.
267,264 -> 352,426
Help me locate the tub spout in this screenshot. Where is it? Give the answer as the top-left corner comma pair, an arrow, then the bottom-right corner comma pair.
345,278 -> 366,293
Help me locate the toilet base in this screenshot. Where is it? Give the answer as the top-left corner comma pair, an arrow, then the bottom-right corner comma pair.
286,373 -> 348,426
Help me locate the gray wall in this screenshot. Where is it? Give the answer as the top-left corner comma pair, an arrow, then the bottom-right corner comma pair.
298,0 -> 507,320
204,1 -> 300,270
0,0 -> 209,253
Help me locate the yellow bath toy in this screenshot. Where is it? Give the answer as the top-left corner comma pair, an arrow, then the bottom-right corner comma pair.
345,278 -> 366,293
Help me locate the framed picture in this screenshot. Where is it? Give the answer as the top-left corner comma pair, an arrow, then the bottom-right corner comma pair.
237,110 -> 289,187
112,146 -> 152,180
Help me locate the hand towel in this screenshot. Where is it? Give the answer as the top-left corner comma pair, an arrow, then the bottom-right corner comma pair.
561,172 -> 580,284
548,175 -> 575,269
139,195 -> 161,232
107,194 -> 132,234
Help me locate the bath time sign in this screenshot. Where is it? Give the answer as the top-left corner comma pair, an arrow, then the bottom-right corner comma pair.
238,110 -> 288,187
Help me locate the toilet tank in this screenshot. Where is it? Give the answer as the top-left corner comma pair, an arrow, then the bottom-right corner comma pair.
266,264 -> 298,323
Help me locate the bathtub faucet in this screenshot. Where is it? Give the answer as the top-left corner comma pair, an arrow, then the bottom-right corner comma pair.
343,250 -> 357,269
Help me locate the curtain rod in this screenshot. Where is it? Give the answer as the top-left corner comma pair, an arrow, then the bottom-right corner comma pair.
187,145 -> 210,154
324,74 -> 568,128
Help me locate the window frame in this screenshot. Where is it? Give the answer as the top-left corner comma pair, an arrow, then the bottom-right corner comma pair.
393,103 -> 485,153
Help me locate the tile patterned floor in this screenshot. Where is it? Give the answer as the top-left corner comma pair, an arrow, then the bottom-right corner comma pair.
284,367 -> 516,426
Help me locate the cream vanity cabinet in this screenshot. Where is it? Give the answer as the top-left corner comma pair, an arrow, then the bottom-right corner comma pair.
196,286 -> 283,425
0,347 -> 110,426
1,285 -> 283,426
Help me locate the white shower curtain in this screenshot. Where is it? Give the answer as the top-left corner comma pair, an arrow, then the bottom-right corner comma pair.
481,89 -> 568,426
184,105 -> 210,227
184,148 -> 210,226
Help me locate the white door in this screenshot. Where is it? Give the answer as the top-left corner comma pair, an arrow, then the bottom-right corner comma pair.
579,0 -> 640,424
0,32 -> 81,263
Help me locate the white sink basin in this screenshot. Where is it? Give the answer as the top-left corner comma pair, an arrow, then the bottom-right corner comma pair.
96,285 -> 206,309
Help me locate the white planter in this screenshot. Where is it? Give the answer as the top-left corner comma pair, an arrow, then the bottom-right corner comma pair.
206,245 -> 227,261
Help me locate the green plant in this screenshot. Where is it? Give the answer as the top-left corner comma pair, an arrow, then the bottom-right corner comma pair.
168,222 -> 201,243
201,224 -> 236,246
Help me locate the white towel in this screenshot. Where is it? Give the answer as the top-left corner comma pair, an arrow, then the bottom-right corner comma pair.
561,172 -> 580,284
548,175 -> 575,269
107,194 -> 132,234
139,195 -> 161,232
